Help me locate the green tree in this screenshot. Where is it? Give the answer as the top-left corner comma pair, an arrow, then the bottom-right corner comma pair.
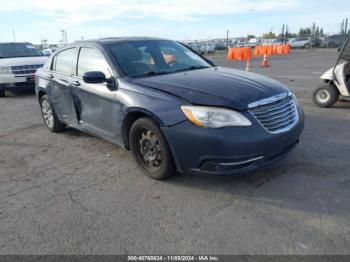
263,32 -> 275,39
320,28 -> 324,36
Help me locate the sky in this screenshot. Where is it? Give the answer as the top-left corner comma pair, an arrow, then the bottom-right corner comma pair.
0,0 -> 349,44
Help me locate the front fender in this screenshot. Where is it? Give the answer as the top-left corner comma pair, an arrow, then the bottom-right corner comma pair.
117,80 -> 188,127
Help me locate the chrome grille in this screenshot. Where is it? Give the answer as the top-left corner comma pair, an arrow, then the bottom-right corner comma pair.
11,64 -> 43,75
249,96 -> 298,133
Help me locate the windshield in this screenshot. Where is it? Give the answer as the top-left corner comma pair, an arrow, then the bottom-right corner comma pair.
0,43 -> 43,59
108,40 -> 211,77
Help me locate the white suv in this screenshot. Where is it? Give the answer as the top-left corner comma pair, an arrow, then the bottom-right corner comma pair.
289,37 -> 312,49
0,42 -> 47,97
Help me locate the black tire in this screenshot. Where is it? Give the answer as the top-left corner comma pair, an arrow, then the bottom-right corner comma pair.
312,83 -> 339,108
40,95 -> 65,132
129,117 -> 176,180
0,84 -> 5,97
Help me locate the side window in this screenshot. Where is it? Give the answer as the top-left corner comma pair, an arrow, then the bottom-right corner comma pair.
53,48 -> 76,75
77,47 -> 111,78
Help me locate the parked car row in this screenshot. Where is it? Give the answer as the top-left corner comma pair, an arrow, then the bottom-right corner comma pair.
204,35 -> 344,49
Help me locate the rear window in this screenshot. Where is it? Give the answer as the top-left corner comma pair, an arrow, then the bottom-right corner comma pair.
0,43 -> 43,59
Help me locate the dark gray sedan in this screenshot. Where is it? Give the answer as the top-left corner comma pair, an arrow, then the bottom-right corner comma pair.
35,37 -> 304,180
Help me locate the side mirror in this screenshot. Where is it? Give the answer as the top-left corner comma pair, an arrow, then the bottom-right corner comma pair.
83,71 -> 107,84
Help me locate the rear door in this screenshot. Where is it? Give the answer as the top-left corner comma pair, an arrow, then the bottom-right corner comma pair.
49,47 -> 78,125
70,46 -> 119,140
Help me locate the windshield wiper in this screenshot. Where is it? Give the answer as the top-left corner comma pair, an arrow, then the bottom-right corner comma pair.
136,71 -> 170,77
174,65 -> 210,73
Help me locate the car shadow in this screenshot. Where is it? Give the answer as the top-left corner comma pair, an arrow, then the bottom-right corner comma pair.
5,89 -> 36,98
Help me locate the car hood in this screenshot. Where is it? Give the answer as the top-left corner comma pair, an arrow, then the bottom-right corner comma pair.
131,67 -> 289,110
0,56 -> 47,67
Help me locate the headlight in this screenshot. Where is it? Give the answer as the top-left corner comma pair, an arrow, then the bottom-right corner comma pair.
0,67 -> 11,74
181,106 -> 252,128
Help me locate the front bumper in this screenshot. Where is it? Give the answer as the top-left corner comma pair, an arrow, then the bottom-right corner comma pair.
0,74 -> 35,91
161,107 -> 304,175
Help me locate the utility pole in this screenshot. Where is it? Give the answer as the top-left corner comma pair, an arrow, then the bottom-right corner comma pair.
61,30 -> 67,45
12,28 -> 16,42
281,24 -> 285,43
226,29 -> 229,53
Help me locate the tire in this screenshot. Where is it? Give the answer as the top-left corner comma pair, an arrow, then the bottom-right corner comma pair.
129,117 -> 176,180
312,83 -> 339,108
40,95 -> 65,132
304,44 -> 310,49
0,84 -> 5,97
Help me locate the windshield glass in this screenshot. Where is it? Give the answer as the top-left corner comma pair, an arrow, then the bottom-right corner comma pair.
108,40 -> 211,77
0,43 -> 43,58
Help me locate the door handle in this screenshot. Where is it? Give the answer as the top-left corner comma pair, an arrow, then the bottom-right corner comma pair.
71,80 -> 81,87
48,74 -> 54,79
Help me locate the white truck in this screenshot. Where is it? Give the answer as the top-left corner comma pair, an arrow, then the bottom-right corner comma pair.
0,42 -> 47,97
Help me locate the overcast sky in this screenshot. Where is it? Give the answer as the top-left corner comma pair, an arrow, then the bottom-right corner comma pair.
0,0 -> 349,44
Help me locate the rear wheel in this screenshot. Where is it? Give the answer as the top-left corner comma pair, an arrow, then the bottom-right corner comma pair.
129,117 -> 176,180
312,83 -> 339,108
40,95 -> 65,132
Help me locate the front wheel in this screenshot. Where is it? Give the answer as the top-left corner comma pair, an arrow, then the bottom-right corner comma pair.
0,85 -> 5,97
40,95 -> 65,132
312,83 -> 339,108
129,117 -> 176,180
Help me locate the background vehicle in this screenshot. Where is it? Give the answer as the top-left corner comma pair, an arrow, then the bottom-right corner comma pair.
236,39 -> 246,47
313,36 -> 350,107
248,38 -> 258,47
185,42 -> 200,53
262,39 -> 275,46
289,37 -> 312,48
199,42 -> 215,54
0,42 -> 46,97
36,37 -> 303,180
326,34 -> 342,48
215,42 -> 227,50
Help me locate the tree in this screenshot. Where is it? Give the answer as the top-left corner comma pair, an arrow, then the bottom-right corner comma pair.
263,31 -> 275,39
315,27 -> 320,38
299,27 -> 311,36
320,28 -> 324,36
247,35 -> 256,39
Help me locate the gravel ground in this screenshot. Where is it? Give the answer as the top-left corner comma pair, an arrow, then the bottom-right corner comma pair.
0,49 -> 349,254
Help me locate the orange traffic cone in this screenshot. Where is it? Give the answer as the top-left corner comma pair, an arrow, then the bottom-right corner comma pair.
261,54 -> 269,67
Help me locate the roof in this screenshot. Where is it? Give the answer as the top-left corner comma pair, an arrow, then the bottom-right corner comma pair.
75,36 -> 169,45
0,42 -> 31,44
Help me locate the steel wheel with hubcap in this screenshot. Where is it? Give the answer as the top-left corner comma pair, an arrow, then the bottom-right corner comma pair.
312,83 -> 339,108
129,117 -> 176,180
40,95 -> 65,132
